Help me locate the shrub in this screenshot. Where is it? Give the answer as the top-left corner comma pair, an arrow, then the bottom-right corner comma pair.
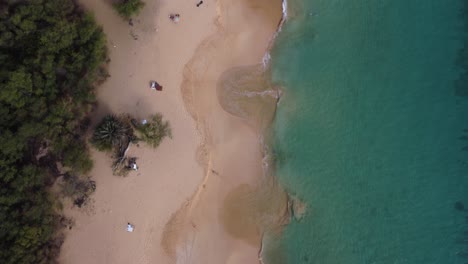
61,141 -> 94,174
92,113 -> 171,175
134,113 -> 172,148
113,0 -> 145,19
90,115 -> 132,151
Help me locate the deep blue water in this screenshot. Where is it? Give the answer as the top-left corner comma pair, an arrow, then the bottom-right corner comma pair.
268,0 -> 468,263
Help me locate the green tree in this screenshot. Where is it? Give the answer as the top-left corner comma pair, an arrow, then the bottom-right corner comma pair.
113,0 -> 145,19
0,0 -> 107,262
91,113 -> 171,176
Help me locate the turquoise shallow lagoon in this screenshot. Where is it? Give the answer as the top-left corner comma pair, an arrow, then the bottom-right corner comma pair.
268,0 -> 468,263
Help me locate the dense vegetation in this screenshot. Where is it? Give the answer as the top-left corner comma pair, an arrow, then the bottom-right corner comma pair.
113,0 -> 145,19
0,0 -> 107,263
92,114 -> 171,176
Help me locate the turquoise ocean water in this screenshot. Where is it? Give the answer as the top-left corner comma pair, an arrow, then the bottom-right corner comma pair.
268,0 -> 468,263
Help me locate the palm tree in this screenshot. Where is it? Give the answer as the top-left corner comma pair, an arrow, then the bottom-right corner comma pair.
91,115 -> 130,151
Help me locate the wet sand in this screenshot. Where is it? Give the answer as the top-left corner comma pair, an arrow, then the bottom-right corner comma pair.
59,0 -> 285,263
163,0 -> 286,263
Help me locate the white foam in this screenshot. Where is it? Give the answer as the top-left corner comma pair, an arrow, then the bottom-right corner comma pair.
262,52 -> 271,68
262,0 -> 288,69
259,136 -> 271,173
234,89 -> 280,99
282,0 -> 288,20
259,0 -> 289,176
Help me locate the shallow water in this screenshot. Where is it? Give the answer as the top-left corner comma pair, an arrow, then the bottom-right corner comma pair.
268,0 -> 468,263
217,64 -> 279,131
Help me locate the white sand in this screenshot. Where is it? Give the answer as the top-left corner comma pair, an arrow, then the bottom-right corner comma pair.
59,0 -> 284,263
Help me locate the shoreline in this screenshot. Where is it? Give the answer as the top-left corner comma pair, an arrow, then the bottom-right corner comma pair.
163,0 -> 288,263
262,0 -> 288,68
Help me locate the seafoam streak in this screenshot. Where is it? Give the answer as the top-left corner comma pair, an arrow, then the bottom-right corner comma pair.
262,0 -> 288,68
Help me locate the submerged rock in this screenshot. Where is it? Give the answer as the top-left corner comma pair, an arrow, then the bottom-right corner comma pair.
455,201 -> 465,211
291,196 -> 307,221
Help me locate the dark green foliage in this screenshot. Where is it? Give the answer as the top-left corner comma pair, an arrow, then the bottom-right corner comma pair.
92,113 -> 171,175
61,141 -> 94,174
0,0 -> 107,263
113,0 -> 145,19
134,113 -> 172,148
0,165 -> 58,264
91,115 -> 135,176
90,115 -> 131,151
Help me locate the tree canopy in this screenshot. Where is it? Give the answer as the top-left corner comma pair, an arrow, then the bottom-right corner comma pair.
0,0 -> 107,262
113,0 -> 145,19
134,113 -> 172,149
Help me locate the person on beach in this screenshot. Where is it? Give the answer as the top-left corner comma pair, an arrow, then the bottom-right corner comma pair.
169,14 -> 180,23
150,80 -> 163,91
196,1 -> 203,7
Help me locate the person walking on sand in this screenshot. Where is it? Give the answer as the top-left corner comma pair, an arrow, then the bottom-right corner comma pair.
196,1 -> 204,7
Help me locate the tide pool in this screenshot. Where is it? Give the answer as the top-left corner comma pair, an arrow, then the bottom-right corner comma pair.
268,0 -> 468,263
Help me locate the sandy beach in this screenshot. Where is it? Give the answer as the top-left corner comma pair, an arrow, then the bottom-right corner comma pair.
59,0 -> 285,263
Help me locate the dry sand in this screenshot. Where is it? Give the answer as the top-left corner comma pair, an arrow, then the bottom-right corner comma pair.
59,0 -> 285,263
